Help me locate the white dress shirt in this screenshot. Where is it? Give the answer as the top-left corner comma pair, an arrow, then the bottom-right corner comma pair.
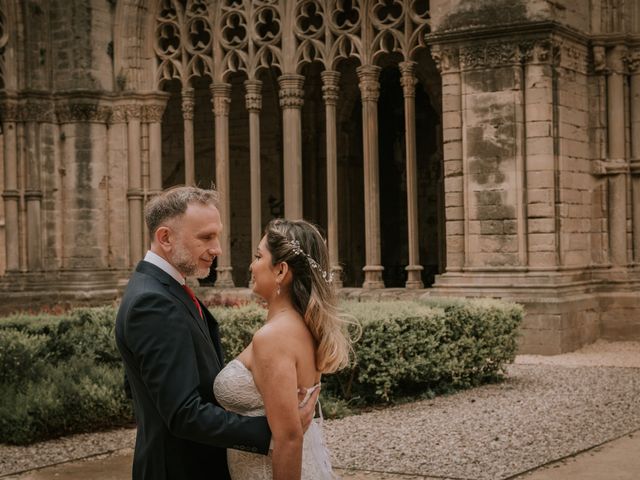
144,250 -> 185,286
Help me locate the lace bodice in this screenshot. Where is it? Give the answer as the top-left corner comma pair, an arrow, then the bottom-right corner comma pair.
213,359 -> 337,479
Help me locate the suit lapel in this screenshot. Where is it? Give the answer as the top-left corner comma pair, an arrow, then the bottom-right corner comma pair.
204,309 -> 224,366
135,261 -> 222,368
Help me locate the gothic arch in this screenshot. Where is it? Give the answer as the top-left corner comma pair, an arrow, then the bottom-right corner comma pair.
0,0 -> 24,92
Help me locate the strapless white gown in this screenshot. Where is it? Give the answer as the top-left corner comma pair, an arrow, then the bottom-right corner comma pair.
213,359 -> 338,479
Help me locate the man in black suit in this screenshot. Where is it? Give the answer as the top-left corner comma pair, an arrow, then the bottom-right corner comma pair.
115,186 -> 318,479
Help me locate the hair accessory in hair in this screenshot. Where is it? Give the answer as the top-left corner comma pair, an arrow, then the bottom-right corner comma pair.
287,239 -> 334,283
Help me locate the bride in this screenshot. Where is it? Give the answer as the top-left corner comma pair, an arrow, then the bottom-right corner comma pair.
214,219 -> 353,479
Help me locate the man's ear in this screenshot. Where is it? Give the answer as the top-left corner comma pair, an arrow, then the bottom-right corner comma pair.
155,226 -> 172,252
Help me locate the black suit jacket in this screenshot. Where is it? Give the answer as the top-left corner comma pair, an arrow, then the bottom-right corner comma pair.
115,261 -> 270,480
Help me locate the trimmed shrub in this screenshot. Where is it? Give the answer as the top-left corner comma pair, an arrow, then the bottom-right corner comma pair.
0,298 -> 522,444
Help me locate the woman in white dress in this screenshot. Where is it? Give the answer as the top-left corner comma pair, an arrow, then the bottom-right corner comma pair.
214,219 -> 353,480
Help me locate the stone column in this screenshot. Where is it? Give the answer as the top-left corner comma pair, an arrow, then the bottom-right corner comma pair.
211,83 -> 234,287
606,45 -> 628,267
144,97 -> 168,195
245,80 -> 262,263
56,100 -> 111,270
357,65 -> 384,289
278,74 -> 304,219
399,61 -> 424,289
1,98 -> 19,271
321,70 -> 343,287
431,45 -> 464,272
126,104 -> 144,266
181,87 -> 195,186
24,104 -> 42,271
629,51 -> 640,264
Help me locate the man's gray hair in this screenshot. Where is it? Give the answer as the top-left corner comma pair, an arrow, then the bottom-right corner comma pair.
144,186 -> 219,239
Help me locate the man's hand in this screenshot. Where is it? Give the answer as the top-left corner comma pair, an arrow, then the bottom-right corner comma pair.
297,386 -> 320,433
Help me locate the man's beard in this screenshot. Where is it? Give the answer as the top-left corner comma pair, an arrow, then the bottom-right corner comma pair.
171,241 -> 211,279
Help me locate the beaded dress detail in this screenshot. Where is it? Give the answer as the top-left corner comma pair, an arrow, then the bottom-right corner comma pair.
214,359 -> 337,479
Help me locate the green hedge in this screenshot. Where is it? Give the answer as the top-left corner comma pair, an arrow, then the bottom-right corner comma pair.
213,298 -> 523,403
0,298 -> 522,444
0,307 -> 133,444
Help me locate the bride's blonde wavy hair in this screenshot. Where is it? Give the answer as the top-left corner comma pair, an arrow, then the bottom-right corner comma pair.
265,219 -> 356,373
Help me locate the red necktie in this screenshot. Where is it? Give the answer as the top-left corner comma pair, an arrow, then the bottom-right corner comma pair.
182,284 -> 203,319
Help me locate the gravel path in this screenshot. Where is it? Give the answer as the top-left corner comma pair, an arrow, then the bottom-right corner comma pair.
1,340 -> 639,479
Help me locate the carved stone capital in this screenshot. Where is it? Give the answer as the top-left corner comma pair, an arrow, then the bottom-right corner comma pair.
143,103 -> 167,123
459,41 -> 520,70
55,102 -> 111,124
624,49 -> 640,74
125,104 -> 142,122
181,88 -> 195,120
321,70 -> 340,106
356,65 -> 381,102
593,45 -> 607,73
430,45 -> 459,73
111,105 -> 127,124
24,100 -> 56,123
278,75 -> 305,109
399,61 -> 417,98
211,83 -> 232,116
0,99 -> 20,122
244,80 -> 262,112
606,45 -> 627,75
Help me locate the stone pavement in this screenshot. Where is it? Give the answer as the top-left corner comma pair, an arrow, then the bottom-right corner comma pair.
3,430 -> 639,480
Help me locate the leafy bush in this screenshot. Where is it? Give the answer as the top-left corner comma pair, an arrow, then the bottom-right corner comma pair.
0,297 -> 521,444
0,307 -> 132,444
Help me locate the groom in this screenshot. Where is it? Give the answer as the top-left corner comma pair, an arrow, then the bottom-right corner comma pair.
115,186 -> 318,480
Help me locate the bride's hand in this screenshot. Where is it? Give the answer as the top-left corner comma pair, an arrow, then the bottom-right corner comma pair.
297,386 -> 320,433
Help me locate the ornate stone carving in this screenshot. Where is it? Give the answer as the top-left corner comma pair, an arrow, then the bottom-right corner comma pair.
399,61 -> 417,98
593,45 -> 607,73
0,100 -> 20,122
110,105 -> 128,124
321,70 -> 340,105
55,103 -> 111,123
459,41 -> 519,70
624,49 -> 640,73
125,104 -> 142,122
154,0 -> 430,88
23,100 -> 56,123
357,65 -> 381,102
143,104 -> 166,123
278,75 -> 304,109
430,45 -> 459,73
211,83 -> 232,116
181,88 -> 195,120
244,79 -> 262,112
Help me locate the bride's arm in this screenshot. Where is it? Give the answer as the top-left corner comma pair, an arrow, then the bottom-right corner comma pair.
252,324 -> 303,480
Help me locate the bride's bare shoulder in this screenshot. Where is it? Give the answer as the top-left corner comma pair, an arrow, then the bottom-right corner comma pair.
252,312 -> 308,346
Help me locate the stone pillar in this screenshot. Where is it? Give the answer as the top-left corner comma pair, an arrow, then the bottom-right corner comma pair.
399,61 -> 424,289
1,98 -> 19,271
628,51 -> 640,264
126,104 -> 144,266
357,65 -> 384,289
181,87 -> 195,186
278,74 -> 304,219
431,45 -> 464,272
321,70 -> 343,287
24,108 -> 42,271
144,98 -> 168,195
211,83 -> 234,287
606,45 -> 628,267
245,80 -> 262,264
56,100 -> 111,270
